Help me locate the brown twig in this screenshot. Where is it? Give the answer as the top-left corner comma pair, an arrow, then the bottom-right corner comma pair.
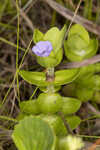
58,54 -> 100,69
43,0 -> 100,36
13,0 -> 34,31
63,0 -> 75,9
87,103 -> 100,116
19,9 -> 34,31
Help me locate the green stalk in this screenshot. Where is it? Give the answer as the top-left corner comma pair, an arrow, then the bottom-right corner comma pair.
51,11 -> 56,27
83,0 -> 93,20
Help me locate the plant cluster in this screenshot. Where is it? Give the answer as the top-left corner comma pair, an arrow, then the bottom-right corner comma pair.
12,24 -> 100,150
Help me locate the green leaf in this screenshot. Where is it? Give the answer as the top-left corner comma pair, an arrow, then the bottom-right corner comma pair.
33,29 -> 44,43
61,97 -> 81,115
44,25 -> 66,52
75,75 -> 100,90
75,64 -> 96,81
75,87 -> 94,102
64,35 -> 88,62
19,100 -> 40,115
75,75 -> 94,89
94,75 -> 100,90
37,93 -> 63,114
38,115 -> 81,137
44,27 -> 60,51
67,34 -> 87,51
68,24 -> 90,44
37,48 -> 63,68
55,24 -> 66,52
54,69 -> 79,86
66,116 -> 81,130
82,39 -> 98,59
12,116 -> 56,150
38,114 -> 67,137
92,91 -> 100,104
19,70 -> 47,87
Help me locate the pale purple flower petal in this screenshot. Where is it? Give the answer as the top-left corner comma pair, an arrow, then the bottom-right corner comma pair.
32,41 -> 53,57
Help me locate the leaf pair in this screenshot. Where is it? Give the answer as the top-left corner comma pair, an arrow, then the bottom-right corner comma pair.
19,68 -> 79,88
18,96 -> 81,116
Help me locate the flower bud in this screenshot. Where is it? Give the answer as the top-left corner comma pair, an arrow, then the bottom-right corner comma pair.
58,135 -> 84,150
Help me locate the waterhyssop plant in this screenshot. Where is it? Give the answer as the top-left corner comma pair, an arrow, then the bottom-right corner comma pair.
12,24 -> 100,150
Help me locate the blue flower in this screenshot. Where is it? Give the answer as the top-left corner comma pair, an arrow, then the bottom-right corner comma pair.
32,41 -> 53,57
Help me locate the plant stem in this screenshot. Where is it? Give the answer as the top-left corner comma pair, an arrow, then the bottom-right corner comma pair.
46,67 -> 55,93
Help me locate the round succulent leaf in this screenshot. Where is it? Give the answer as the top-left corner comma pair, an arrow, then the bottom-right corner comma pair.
64,37 -> 88,62
64,44 -> 83,61
19,70 -> 48,87
92,91 -> 100,104
12,116 -> 56,150
56,24 -> 66,52
38,114 -> 67,137
75,75 -> 99,90
43,27 -> 60,50
68,24 -> 90,44
33,29 -> 44,44
43,25 -> 66,53
61,97 -> 81,115
75,87 -> 94,102
94,75 -> 100,90
66,34 -> 88,51
66,115 -> 81,130
19,100 -> 40,115
82,39 -> 98,59
95,63 -> 100,73
54,68 -> 80,86
75,64 -> 96,81
64,40 -> 84,62
37,93 -> 63,114
75,76 -> 94,89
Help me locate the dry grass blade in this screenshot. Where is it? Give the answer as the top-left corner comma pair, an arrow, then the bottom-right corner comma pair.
58,54 -> 100,69
43,0 -> 100,36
